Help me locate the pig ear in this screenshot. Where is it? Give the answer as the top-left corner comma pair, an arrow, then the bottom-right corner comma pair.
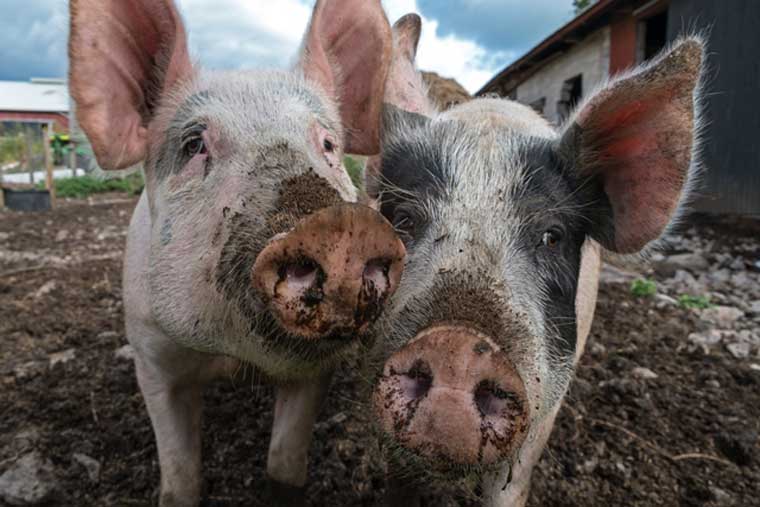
559,38 -> 705,254
365,14 -> 434,198
69,0 -> 192,170
384,14 -> 435,116
299,0 -> 392,155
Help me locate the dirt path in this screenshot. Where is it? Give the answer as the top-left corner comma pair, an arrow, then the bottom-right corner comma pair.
1,198 -> 758,506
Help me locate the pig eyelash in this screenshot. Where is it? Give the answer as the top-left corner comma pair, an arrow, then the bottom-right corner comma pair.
180,124 -> 208,157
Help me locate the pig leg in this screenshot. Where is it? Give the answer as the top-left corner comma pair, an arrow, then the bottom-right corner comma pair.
133,326 -> 237,507
266,374 -> 332,506
481,401 -> 562,507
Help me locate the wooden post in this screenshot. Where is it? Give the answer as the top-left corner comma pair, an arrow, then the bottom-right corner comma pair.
69,141 -> 77,176
0,166 -> 4,210
24,125 -> 34,185
43,123 -> 56,206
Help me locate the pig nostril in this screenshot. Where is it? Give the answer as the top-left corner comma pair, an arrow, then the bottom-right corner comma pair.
399,359 -> 433,401
474,380 -> 511,418
362,258 -> 391,295
278,258 -> 322,294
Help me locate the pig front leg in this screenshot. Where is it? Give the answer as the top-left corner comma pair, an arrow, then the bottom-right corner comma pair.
136,359 -> 204,507
482,401 -> 562,507
133,328 -> 237,507
266,374 -> 332,507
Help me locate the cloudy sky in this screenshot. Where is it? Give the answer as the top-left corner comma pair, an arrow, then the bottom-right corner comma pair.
1,0 -> 578,93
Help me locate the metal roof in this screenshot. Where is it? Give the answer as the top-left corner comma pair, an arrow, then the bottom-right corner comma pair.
0,79 -> 69,113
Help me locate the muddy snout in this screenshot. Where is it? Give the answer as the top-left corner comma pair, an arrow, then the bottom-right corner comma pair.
373,325 -> 530,467
251,203 -> 405,340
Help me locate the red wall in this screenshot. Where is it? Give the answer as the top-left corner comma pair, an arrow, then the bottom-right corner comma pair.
0,111 -> 69,132
609,14 -> 637,75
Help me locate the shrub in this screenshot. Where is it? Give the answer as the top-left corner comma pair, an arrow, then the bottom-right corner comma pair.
677,294 -> 712,309
38,172 -> 144,198
630,278 -> 657,298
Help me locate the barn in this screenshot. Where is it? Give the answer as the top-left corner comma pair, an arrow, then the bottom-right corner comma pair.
0,78 -> 69,134
477,0 -> 760,215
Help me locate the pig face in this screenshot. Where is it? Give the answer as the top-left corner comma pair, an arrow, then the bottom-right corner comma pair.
367,15 -> 704,480
69,0 -> 405,378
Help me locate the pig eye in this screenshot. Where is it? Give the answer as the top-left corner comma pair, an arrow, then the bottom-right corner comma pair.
183,136 -> 207,158
323,138 -> 335,152
541,229 -> 562,248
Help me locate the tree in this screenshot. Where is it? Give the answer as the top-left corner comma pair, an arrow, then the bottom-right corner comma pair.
573,0 -> 592,14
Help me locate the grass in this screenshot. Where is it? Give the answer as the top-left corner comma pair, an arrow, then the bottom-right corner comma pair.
344,155 -> 365,190
630,278 -> 657,298
677,294 -> 712,310
38,173 -> 144,198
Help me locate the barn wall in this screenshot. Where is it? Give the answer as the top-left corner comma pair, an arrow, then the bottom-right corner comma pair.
668,0 -> 760,215
514,27 -> 610,124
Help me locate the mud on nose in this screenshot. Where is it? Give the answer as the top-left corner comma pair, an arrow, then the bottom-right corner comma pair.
373,325 -> 529,467
251,203 -> 405,340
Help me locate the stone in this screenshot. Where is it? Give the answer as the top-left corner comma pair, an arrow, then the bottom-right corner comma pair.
48,348 -> 76,368
688,330 -> 723,349
749,364 -> 760,372
54,230 -> 69,242
114,345 -> 135,362
710,486 -> 732,504
653,253 -> 709,277
96,331 -> 119,340
632,367 -> 658,380
0,452 -> 57,505
701,306 -> 743,328
32,281 -> 56,299
727,342 -> 751,359
13,361 -> 45,380
750,300 -> 760,315
72,453 -> 101,482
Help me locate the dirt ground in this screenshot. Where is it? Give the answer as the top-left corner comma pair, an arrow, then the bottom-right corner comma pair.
1,196 -> 759,506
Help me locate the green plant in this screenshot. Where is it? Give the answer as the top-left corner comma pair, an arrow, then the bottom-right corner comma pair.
343,155 -> 365,190
677,294 -> 712,309
38,172 -> 144,198
630,278 -> 657,298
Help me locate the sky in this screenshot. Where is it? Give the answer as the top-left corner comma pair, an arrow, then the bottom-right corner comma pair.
0,0 -> 578,94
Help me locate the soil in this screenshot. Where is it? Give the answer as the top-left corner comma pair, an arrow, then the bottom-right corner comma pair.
1,197 -> 758,506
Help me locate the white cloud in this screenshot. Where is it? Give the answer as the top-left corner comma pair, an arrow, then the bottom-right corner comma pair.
383,0 -> 505,92
176,0 -> 501,93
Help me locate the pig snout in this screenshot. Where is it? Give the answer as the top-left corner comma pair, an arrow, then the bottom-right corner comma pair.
373,325 -> 530,467
251,203 -> 405,340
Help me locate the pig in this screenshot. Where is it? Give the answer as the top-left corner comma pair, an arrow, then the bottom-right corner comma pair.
68,1 -> 405,505
365,14 -> 705,506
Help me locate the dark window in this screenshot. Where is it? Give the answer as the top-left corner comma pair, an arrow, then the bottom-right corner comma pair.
642,10 -> 668,60
529,97 -> 546,115
557,74 -> 582,121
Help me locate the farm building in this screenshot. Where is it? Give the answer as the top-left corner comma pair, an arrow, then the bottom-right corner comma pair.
0,78 -> 69,134
477,0 -> 760,215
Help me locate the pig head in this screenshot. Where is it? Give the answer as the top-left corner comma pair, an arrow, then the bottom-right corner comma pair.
367,14 -> 705,505
69,0 -> 404,379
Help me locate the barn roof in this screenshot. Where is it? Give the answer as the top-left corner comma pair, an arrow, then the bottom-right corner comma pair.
476,0 -> 622,96
0,79 -> 69,113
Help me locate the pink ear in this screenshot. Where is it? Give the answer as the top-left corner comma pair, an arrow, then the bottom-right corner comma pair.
299,0 -> 392,155
385,14 -> 435,116
562,38 -> 704,253
69,0 -> 192,170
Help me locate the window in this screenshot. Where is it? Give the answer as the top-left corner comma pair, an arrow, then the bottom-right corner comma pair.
529,97 -> 546,115
638,10 -> 668,63
557,74 -> 583,121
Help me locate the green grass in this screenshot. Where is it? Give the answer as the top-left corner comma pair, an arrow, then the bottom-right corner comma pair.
38,173 -> 144,198
630,278 -> 657,298
344,155 -> 365,190
677,294 -> 712,310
